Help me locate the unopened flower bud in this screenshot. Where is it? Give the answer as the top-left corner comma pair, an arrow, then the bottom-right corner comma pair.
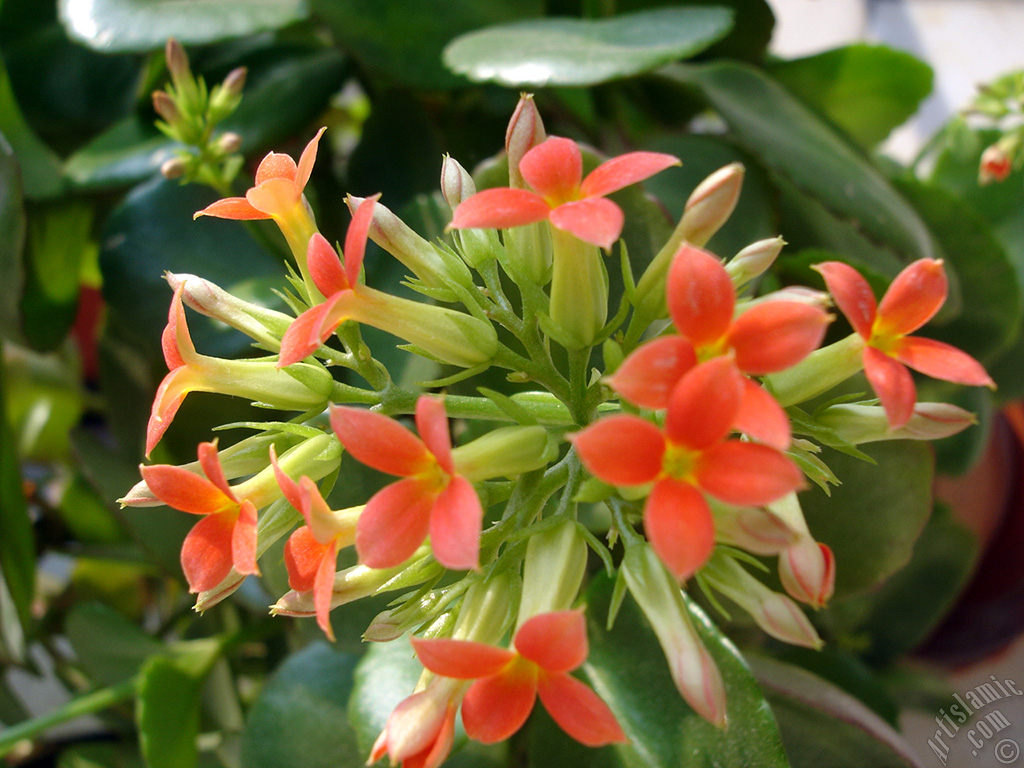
622,544 -> 727,727
363,608 -> 404,642
209,69 -> 247,122
710,499 -> 798,555
152,90 -> 180,124
818,402 -> 976,444
725,237 -> 784,287
160,157 -> 188,180
165,272 -> 293,347
506,93 -> 546,189
222,67 -> 247,98
272,559 -> 414,617
779,537 -> 835,609
548,231 -> 608,349
680,163 -> 745,247
440,155 -> 476,210
765,333 -> 866,407
452,426 -> 554,482
165,38 -> 190,85
748,285 -> 831,310
980,143 -> 1013,185
216,131 -> 242,155
452,575 -> 512,644
517,520 -> 587,627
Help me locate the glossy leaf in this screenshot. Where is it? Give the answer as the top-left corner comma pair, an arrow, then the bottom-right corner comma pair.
0,59 -> 64,200
769,45 -> 933,149
241,643 -> 362,768
531,576 -> 788,768
664,61 -> 936,274
800,441 -> 933,598
347,636 -> 424,755
750,656 -> 925,768
137,656 -> 203,768
444,7 -> 733,87
58,0 -> 308,52
66,603 -> 164,686
0,133 -> 26,343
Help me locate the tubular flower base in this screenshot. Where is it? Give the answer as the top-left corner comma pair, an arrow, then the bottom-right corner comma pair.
370,677 -> 464,768
330,397 -> 483,571
815,259 -> 994,429
412,610 -> 626,747
140,441 -> 258,593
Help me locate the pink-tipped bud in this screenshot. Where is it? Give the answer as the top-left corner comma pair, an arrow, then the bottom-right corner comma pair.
505,93 -> 546,189
221,67 -> 248,98
711,501 -> 798,555
779,538 -> 835,609
160,157 -> 188,180
272,562 -> 406,617
680,163 -> 744,247
165,38 -> 190,84
726,237 -> 784,287
164,272 -> 292,345
980,143 -> 1013,185
440,155 -> 476,211
152,90 -> 180,124
364,609 -> 404,642
216,131 -> 242,154
818,402 -> 977,444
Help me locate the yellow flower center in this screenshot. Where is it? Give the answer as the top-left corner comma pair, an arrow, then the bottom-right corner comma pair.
662,443 -> 698,483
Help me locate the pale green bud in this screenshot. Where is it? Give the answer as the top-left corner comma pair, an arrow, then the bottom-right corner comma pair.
452,426 -> 554,482
517,520 -> 587,628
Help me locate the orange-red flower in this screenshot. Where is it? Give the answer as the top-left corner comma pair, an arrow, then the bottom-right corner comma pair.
450,136 -> 678,250
573,358 -> 803,579
412,610 -> 626,747
369,677 -> 463,768
330,396 -> 482,571
815,259 -> 994,429
140,441 -> 259,593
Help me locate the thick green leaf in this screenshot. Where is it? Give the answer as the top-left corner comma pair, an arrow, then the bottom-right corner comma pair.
241,643 -> 362,768
0,58 -> 64,199
750,656 -> 924,768
663,62 -> 936,274
64,118 -> 174,192
533,577 -> 788,768
137,656 -> 202,768
769,45 -> 933,149
5,345 -> 85,461
58,0 -> 309,52
66,602 -> 164,686
0,133 -> 26,343
800,441 -> 933,598
0,341 -> 35,643
444,7 -> 733,88
312,0 -> 542,90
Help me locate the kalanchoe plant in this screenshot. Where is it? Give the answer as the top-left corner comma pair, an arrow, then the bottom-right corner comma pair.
117,91 -> 995,767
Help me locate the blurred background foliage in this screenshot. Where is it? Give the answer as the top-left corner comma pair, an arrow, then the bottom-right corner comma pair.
1,1 -> 1022,767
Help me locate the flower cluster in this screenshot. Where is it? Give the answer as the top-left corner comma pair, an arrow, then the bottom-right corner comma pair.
123,93 -> 992,765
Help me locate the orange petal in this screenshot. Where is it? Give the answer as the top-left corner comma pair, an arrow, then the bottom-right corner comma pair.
607,335 -> 697,409
519,136 -> 582,199
514,611 -> 587,673
667,245 -> 734,349
728,302 -> 829,375
307,233 -> 349,296
294,127 -> 327,191
644,479 -> 715,580
697,442 -> 803,506
140,463 -> 229,515
548,197 -> 624,250
429,475 -> 481,571
735,380 -> 791,450
876,258 -> 947,337
450,187 -> 551,230
894,336 -> 995,387
181,511 -> 237,593
284,526 -> 326,592
146,368 -> 189,457
412,637 -> 515,679
665,357 -> 743,450
863,345 -> 916,428
813,261 -> 875,339
255,151 -> 298,185
355,478 -> 434,569
162,288 -> 191,369
193,197 -> 268,221
581,151 -> 679,198
278,295 -> 348,368
461,668 -> 538,744
570,415 -> 664,486
330,405 -> 432,477
197,441 -> 234,500
537,672 -> 627,746
416,396 -> 454,474
246,177 -> 300,217
313,540 -> 339,641
343,193 -> 378,288
270,445 -> 303,512
232,500 -> 259,576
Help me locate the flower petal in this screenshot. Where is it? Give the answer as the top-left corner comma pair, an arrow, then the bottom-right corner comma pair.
876,258 -> 947,337
894,336 -> 995,387
728,301 -> 830,375
450,188 -> 550,231
863,345 -> 916,428
667,244 -> 735,349
330,405 -> 431,477
519,136 -> 582,199
146,368 -> 190,457
697,442 -> 803,506
416,396 -> 454,474
270,446 -> 303,512
140,463 -> 229,515
734,380 -> 791,450
356,478 -> 434,569
314,541 -> 339,641
581,151 -> 679,198
246,177 -> 300,217
162,288 -> 192,369
814,261 -> 876,339
193,197 -> 268,221
181,511 -> 237,593
197,440 -> 234,500
232,500 -> 259,576
514,611 -> 587,673
255,151 -> 297,185
278,293 -> 354,368
548,197 -> 624,250
412,637 -> 515,679
294,127 -> 326,191
429,476 -> 482,571
307,233 -> 349,296
343,193 -> 379,288
644,479 -> 715,580
537,672 -> 627,746
283,526 -> 326,592
665,357 -> 743,450
607,335 -> 697,409
570,415 -> 664,486
461,667 -> 538,744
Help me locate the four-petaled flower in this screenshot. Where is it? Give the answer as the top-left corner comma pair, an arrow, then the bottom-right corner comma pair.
450,136 -> 678,250
412,610 -> 626,747
573,357 -> 804,580
330,396 -> 483,571
141,441 -> 258,593
815,258 -> 994,429
271,448 -> 359,641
